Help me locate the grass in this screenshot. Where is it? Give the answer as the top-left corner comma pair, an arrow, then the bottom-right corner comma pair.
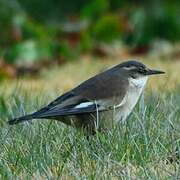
0,56 -> 179,179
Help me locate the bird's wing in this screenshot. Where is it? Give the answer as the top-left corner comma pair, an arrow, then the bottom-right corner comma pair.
31,92 -> 107,119
29,69 -> 129,119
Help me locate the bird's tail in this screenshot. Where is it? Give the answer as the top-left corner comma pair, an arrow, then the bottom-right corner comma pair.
8,114 -> 35,125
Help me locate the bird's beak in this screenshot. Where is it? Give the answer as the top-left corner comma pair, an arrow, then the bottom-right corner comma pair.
146,69 -> 165,75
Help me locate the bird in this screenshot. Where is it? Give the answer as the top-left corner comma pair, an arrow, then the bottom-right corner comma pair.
8,60 -> 165,134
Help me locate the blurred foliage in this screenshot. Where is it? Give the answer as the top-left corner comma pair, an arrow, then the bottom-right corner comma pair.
5,40 -> 54,65
0,0 -> 179,68
17,0 -> 90,22
0,0 -> 21,45
81,0 -> 109,19
92,14 -> 122,42
124,3 -> 180,47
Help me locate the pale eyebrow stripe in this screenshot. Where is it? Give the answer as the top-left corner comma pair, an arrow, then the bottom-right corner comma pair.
122,66 -> 137,70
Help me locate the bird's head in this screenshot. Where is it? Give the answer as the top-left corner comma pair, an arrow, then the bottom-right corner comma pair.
119,60 -> 165,79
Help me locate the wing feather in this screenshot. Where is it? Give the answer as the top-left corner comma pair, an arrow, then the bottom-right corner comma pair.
9,66 -> 129,124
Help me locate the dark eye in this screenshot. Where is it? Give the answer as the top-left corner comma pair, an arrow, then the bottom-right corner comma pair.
130,74 -> 136,79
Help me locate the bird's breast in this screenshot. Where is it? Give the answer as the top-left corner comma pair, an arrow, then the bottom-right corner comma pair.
114,76 -> 148,122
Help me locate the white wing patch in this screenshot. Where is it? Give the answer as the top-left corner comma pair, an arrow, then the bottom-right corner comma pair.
74,102 -> 94,109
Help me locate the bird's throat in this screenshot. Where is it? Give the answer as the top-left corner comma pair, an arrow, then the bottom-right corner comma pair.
129,76 -> 148,89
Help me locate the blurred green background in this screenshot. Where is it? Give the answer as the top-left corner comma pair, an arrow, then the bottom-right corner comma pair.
0,0 -> 180,78
0,2 -> 179,178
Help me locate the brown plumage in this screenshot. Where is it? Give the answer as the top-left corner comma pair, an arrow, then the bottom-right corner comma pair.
8,60 -> 165,134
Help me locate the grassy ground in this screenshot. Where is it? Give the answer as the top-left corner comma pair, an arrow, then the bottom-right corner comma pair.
0,56 -> 179,179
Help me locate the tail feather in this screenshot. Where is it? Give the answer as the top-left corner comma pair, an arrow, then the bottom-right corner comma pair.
8,114 -> 35,125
